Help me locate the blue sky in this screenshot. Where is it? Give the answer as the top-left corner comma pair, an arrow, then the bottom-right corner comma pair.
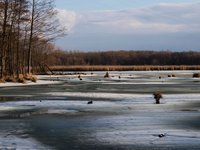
55,0 -> 200,51
55,0 -> 198,11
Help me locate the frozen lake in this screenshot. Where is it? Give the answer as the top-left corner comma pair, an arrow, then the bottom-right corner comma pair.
0,71 -> 200,149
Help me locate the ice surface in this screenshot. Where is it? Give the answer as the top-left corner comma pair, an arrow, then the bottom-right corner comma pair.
0,79 -> 61,87
0,71 -> 200,149
0,134 -> 50,150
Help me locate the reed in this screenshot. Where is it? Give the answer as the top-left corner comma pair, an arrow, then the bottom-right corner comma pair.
50,65 -> 200,72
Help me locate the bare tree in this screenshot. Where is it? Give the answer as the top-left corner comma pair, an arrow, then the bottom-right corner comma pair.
0,0 -> 9,78
27,0 -> 66,74
0,0 -> 66,80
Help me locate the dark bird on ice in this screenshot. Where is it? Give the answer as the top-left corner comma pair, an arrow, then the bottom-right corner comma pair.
87,100 -> 93,104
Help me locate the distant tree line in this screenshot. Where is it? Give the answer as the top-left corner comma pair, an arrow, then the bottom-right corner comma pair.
45,50 -> 200,66
0,0 -> 65,79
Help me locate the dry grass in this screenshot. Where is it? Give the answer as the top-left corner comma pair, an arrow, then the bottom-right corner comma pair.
24,73 -> 32,80
17,77 -> 26,83
24,74 -> 37,83
0,74 -> 37,83
31,76 -> 37,82
50,65 -> 200,72
4,76 -> 16,82
0,79 -> 5,83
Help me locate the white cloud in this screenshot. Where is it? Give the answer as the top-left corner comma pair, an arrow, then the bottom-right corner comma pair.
77,2 -> 200,34
56,9 -> 80,32
55,2 -> 200,51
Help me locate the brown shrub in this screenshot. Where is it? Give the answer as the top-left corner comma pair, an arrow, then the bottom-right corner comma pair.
172,74 -> 176,77
19,74 -> 24,79
0,79 -> 5,83
24,74 -> 37,82
17,78 -> 26,83
24,73 -> 33,80
5,76 -> 16,82
153,92 -> 163,104
31,76 -> 37,83
104,72 -> 110,78
193,73 -> 200,78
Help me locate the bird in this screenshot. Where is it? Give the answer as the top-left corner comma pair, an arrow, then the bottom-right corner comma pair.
87,100 -> 93,104
158,134 -> 165,138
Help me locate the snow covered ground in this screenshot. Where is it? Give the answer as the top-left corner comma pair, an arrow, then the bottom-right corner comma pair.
0,79 -> 61,87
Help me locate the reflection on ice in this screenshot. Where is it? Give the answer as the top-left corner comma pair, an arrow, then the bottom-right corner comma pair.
0,135 -> 49,150
0,120 -> 50,150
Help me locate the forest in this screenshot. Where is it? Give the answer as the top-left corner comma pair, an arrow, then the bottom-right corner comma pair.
46,50 -> 200,66
0,0 -> 65,80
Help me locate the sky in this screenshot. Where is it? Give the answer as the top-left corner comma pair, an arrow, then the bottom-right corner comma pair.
54,0 -> 200,51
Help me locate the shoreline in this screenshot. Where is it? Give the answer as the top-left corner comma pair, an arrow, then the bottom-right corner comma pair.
0,76 -> 61,87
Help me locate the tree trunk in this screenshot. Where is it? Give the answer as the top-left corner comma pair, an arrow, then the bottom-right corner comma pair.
28,0 -> 35,74
0,0 -> 9,79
